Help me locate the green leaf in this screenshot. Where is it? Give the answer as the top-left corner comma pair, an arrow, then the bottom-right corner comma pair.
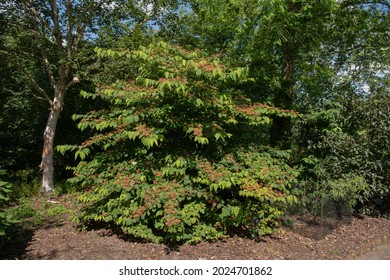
75,149 -> 86,160
194,136 -> 209,145
195,98 -> 204,107
127,131 -> 139,140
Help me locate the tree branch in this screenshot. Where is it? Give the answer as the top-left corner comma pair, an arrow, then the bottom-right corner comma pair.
71,0 -> 104,53
14,60 -> 53,104
21,0 -> 54,36
49,1 -> 70,84
49,0 -> 64,54
30,27 -> 57,88
66,0 -> 73,60
42,50 -> 57,88
66,76 -> 80,91
72,25 -> 85,53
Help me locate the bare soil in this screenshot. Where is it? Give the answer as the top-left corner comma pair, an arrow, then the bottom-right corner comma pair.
1,196 -> 389,260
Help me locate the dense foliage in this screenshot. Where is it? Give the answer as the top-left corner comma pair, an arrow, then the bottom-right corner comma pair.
0,170 -> 17,241
297,89 -> 390,216
59,42 -> 299,243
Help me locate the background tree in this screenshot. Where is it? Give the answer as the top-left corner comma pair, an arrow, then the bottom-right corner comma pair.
1,0 -> 177,194
0,8 -> 48,174
293,1 -> 390,216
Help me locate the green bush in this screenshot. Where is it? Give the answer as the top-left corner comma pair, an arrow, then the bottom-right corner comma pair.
60,42 -> 299,244
7,169 -> 41,199
353,90 -> 390,212
0,170 -> 18,239
296,96 -> 389,216
299,155 -> 370,218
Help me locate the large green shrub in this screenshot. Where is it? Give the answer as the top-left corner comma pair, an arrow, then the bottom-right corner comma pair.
59,42 -> 299,244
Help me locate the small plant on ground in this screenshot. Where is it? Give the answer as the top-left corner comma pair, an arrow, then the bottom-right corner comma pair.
46,203 -> 68,217
45,203 -> 69,226
6,169 -> 41,199
6,197 -> 43,228
59,42 -> 299,244
0,170 -> 18,243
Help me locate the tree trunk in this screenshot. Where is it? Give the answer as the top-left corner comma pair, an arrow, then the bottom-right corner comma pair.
270,41 -> 295,148
41,90 -> 64,194
270,1 -> 297,149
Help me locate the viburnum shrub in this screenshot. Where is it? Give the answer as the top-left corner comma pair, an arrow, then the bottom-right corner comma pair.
59,42 -> 299,244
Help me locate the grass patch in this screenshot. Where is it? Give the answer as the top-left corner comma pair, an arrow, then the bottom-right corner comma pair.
46,204 -> 69,217
7,169 -> 78,200
6,198 -> 43,228
5,196 -> 75,230
7,170 -> 41,199
45,203 -> 70,226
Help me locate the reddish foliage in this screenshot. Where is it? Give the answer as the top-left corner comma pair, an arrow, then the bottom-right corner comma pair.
135,123 -> 153,137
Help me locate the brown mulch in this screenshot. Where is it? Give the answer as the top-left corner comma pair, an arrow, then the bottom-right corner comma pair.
2,198 -> 389,260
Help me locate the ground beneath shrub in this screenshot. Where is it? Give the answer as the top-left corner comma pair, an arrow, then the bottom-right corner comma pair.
2,197 -> 389,260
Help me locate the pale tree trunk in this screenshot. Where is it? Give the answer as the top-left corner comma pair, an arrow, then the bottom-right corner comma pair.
41,89 -> 64,194
17,1 -> 84,194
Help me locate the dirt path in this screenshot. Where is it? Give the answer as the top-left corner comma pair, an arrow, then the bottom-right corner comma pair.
358,243 -> 390,260
2,214 -> 389,260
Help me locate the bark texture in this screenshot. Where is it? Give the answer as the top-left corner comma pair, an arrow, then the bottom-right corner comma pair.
41,90 -> 64,194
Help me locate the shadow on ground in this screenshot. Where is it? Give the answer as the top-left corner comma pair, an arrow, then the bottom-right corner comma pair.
291,216 -> 353,240
0,225 -> 34,259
